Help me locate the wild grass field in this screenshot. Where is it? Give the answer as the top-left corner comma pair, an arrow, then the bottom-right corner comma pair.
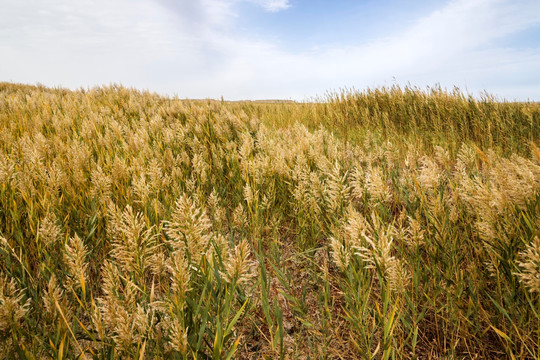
0,82 -> 539,359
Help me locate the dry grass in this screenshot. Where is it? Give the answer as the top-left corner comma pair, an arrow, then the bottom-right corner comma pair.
0,82 -> 539,359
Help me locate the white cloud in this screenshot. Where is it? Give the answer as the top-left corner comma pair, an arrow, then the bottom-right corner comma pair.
219,0 -> 540,100
183,0 -> 540,100
249,0 -> 291,12
0,0 -> 538,100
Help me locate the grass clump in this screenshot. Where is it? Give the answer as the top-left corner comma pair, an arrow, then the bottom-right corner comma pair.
0,82 -> 539,358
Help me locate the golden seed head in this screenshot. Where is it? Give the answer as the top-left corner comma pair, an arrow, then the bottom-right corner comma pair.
165,194 -> 212,263
417,157 -> 441,191
366,166 -> 391,204
64,233 -> 89,291
168,251 -> 191,300
169,319 -> 189,355
330,236 -> 352,271
42,275 -> 64,316
516,236 -> 540,293
223,239 -> 257,287
39,213 -> 63,248
0,275 -> 31,332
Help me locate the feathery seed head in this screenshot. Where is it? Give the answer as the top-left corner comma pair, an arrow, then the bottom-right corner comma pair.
344,206 -> 371,247
223,239 -> 256,287
64,233 -> 89,291
42,275 -> 64,316
165,194 -> 212,263
169,318 -> 189,355
39,213 -> 63,248
233,204 -> 248,229
110,205 -> 158,276
168,251 -> 191,301
90,164 -> 112,204
366,166 -> 391,204
349,166 -> 365,201
516,236 -> 540,293
0,154 -> 14,185
406,216 -> 425,247
0,275 -> 31,333
417,157 -> 441,191
330,236 -> 352,271
355,229 -> 409,291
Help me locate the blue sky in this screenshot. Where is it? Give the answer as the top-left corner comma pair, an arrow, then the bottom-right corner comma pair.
236,0 -> 448,50
1,0 -> 539,100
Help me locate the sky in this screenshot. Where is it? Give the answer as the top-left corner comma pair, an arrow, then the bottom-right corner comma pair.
0,0 -> 539,101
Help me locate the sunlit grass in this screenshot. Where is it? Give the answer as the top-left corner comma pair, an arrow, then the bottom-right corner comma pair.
0,82 -> 539,358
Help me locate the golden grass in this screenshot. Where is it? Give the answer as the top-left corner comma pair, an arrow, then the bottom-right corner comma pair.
0,82 -> 539,358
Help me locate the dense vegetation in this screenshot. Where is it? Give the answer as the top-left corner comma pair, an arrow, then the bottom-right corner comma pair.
0,82 -> 539,359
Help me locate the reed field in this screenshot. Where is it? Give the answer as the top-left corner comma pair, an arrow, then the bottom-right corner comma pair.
1,82 -> 540,359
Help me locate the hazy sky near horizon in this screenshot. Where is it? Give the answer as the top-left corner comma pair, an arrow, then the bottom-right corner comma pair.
1,0 -> 539,100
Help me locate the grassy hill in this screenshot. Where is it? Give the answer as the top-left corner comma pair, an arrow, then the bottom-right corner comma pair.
0,82 -> 539,358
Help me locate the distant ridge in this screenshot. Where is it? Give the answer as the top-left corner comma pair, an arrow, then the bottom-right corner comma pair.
188,98 -> 297,104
